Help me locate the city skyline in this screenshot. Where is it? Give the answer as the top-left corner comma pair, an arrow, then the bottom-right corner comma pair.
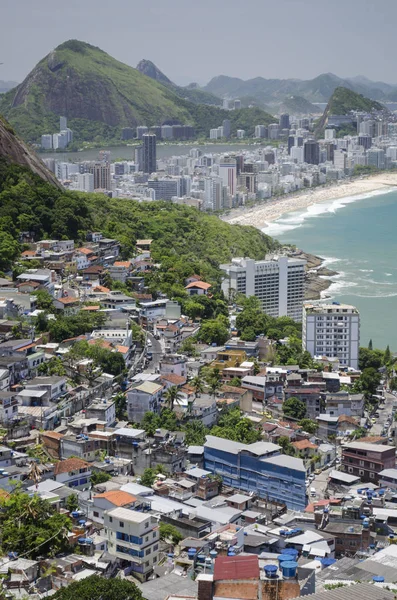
2,0 -> 397,85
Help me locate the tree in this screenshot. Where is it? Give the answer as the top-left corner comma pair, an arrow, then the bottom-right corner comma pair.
298,419 -> 318,434
354,367 -> 382,400
142,411 -> 161,436
0,231 -> 19,271
90,471 -> 112,486
198,318 -> 229,346
184,420 -> 208,445
113,392 -> 127,420
359,347 -> 384,370
52,575 -> 143,600
164,385 -> 183,411
65,494 -> 79,512
368,339 -> 373,350
160,407 -> 179,431
0,488 -> 72,558
179,337 -> 199,357
159,522 -> 183,544
210,407 -> 261,443
278,435 -> 296,456
34,289 -> 55,311
37,357 -> 66,376
229,377 -> 242,387
283,396 -> 306,420
140,468 -> 156,487
191,375 -> 204,398
384,345 -> 391,364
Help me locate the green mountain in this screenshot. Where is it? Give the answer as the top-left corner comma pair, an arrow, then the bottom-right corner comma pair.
280,95 -> 318,115
136,59 -> 221,106
0,113 -> 278,278
203,72 -> 395,106
0,40 -> 273,143
0,81 -> 18,94
315,86 -> 385,135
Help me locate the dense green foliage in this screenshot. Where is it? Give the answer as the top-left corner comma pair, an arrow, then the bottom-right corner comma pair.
52,575 -> 143,600
140,468 -> 156,487
0,39 -> 274,143
90,471 -> 112,485
210,407 -> 262,443
326,87 -> 383,115
159,522 -> 183,544
281,95 -> 317,114
235,296 -> 301,342
0,489 -> 72,558
283,396 -> 307,420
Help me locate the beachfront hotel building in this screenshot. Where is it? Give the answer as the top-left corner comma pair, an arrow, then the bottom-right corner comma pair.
303,302 -> 360,370
220,255 -> 306,321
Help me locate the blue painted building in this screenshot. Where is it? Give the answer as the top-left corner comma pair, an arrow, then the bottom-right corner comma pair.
204,435 -> 306,511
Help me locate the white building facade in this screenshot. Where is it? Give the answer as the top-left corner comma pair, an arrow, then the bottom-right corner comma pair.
220,255 -> 306,321
303,302 -> 360,370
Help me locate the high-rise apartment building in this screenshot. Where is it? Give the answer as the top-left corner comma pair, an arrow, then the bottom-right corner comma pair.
136,126 -> 148,139
147,177 -> 179,200
220,256 -> 306,321
59,116 -> 67,131
89,162 -> 111,190
367,148 -> 385,169
41,134 -> 53,150
77,173 -> 94,192
279,113 -> 290,130
302,302 -> 360,369
104,507 -> 160,581
324,128 -> 336,140
219,155 -> 237,196
268,124 -> 280,139
304,139 -> 320,165
142,133 -> 157,174
254,125 -> 267,138
222,119 -> 231,139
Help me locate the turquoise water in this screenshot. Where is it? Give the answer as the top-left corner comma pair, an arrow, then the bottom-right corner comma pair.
267,188 -> 397,350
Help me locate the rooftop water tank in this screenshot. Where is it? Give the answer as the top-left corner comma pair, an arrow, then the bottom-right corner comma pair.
228,551 -> 236,556
210,550 -> 218,558
264,565 -> 278,579
321,558 -> 336,567
281,561 -> 298,579
277,554 -> 290,565
71,511 -> 80,518
282,548 -> 298,558
363,518 -> 370,529
373,576 -> 385,582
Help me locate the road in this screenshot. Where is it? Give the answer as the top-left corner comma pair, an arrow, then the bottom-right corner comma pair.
369,391 -> 396,439
309,465 -> 335,500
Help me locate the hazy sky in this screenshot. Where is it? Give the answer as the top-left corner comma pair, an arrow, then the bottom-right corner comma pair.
1,0 -> 397,85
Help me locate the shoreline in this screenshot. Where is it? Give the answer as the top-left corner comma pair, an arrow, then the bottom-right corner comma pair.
221,173 -> 397,229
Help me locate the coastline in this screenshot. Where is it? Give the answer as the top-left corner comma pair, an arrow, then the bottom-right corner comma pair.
222,172 -> 397,229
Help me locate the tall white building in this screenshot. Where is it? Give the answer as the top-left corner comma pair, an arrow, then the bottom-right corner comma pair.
77,172 -> 94,192
41,135 -> 53,149
324,129 -> 336,140
59,116 -> 67,131
255,125 -> 267,138
219,156 -> 237,196
220,255 -> 306,321
302,302 -> 360,370
104,507 -> 160,581
204,176 -> 223,211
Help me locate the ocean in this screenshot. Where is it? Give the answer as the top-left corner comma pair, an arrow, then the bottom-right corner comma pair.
265,188 -> 397,350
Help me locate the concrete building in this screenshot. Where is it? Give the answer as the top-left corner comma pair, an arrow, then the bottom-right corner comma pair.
342,441 -> 395,482
136,126 -> 148,139
77,173 -> 94,192
279,113 -> 290,130
142,134 -> 157,174
89,163 -> 111,191
204,436 -> 306,510
303,302 -> 360,369
221,256 -> 306,321
126,381 -> 163,423
304,139 -> 320,165
104,507 -> 159,581
219,156 -> 237,196
222,119 -> 231,139
41,134 -> 53,149
254,125 -> 267,138
148,177 -> 179,200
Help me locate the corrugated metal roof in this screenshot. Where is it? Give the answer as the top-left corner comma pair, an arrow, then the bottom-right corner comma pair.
293,582 -> 396,600
214,555 -> 260,581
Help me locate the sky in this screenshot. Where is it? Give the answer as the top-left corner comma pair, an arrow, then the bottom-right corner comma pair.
1,0 -> 397,86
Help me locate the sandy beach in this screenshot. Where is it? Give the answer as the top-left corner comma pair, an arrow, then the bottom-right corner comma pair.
222,173 -> 397,229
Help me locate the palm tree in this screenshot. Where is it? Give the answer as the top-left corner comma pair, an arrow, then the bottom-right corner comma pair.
209,377 -> 222,399
164,385 -> 183,412
191,376 -> 204,398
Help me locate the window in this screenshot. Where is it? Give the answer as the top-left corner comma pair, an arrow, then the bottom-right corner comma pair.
152,532 -> 157,539
109,516 -> 113,523
145,548 -> 151,556
145,536 -> 149,543
93,511 -> 99,518
145,522 -> 149,529
119,521 -> 124,528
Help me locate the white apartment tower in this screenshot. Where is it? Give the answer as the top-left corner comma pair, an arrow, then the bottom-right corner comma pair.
104,507 -> 160,581
303,302 -> 360,370
219,156 -> 237,196
220,256 -> 306,321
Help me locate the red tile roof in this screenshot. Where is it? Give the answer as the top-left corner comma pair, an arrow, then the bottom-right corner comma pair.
81,305 -> 100,311
292,439 -> 318,450
93,490 -> 136,506
77,247 -> 94,255
161,374 -> 186,386
93,285 -> 110,293
214,555 -> 260,581
42,431 -> 64,440
185,281 -> 212,291
114,261 -> 131,268
54,458 -> 89,475
57,296 -> 79,305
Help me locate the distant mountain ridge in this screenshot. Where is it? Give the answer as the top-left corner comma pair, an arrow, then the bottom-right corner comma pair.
315,87 -> 385,135
0,81 -> 18,94
202,72 -> 397,106
0,41 -> 275,143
